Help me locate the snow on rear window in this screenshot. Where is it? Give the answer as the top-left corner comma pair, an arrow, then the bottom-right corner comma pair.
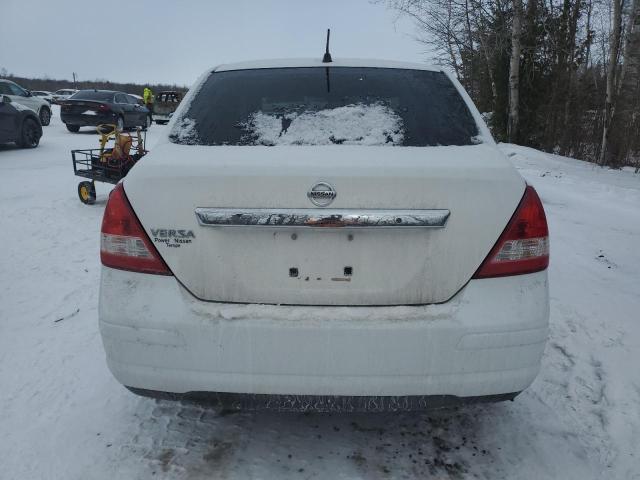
241,103 -> 404,146
171,117 -> 200,145
170,67 -> 480,147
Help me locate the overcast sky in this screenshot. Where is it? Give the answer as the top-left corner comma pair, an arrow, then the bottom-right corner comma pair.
0,0 -> 428,87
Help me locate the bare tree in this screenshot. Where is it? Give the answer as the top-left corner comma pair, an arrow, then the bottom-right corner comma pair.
384,0 -> 639,166
599,0 -> 624,165
508,0 -> 523,141
608,0 -> 640,165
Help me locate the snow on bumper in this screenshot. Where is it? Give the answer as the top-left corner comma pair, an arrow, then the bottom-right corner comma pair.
98,267 -> 549,397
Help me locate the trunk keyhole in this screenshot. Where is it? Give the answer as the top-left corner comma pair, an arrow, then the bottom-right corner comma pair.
344,266 -> 353,276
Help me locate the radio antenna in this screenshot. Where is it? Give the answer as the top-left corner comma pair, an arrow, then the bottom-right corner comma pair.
322,29 -> 332,63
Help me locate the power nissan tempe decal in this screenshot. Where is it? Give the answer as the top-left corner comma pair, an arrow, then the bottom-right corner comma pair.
151,229 -> 195,248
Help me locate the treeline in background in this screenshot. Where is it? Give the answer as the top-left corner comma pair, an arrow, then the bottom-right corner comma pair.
385,0 -> 640,168
0,67 -> 187,99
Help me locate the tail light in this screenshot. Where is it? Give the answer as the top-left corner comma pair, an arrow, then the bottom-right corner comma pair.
101,183 -> 172,275
473,185 -> 549,278
97,103 -> 111,112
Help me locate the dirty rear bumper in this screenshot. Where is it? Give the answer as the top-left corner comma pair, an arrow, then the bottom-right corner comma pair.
126,387 -> 520,412
99,267 -> 549,399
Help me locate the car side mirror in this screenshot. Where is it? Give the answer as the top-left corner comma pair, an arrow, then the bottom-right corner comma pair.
25,90 -> 32,97
1,95 -> 11,104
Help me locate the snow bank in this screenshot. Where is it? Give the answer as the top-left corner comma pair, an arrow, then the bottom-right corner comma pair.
242,103 -> 405,146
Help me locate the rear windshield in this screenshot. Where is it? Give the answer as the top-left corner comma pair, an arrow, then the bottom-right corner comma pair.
70,91 -> 114,102
170,67 -> 479,147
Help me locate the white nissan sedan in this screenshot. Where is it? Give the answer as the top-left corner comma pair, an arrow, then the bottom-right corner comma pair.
98,58 -> 549,411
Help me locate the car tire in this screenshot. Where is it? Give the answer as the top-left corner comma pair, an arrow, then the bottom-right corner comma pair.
39,107 -> 51,126
78,181 -> 96,205
116,116 -> 125,131
143,115 -> 152,131
66,124 -> 80,133
17,117 -> 42,148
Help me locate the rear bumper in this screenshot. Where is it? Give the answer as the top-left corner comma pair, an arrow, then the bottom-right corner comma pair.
125,388 -> 520,412
99,268 -> 549,398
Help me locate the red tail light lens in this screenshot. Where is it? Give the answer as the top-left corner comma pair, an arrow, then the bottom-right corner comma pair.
101,184 -> 172,275
473,185 -> 549,278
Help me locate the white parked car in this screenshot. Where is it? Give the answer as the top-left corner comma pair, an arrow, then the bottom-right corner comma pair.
0,79 -> 52,126
99,58 -> 550,411
31,90 -> 54,104
51,88 -> 78,104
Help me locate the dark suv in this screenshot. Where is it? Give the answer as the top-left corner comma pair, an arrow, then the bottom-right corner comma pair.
61,90 -> 152,132
0,95 -> 42,148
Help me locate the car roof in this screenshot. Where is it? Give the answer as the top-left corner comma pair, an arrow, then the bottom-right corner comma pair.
214,58 -> 442,73
76,89 -> 120,93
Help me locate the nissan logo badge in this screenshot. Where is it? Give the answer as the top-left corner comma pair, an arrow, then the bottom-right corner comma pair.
307,182 -> 336,207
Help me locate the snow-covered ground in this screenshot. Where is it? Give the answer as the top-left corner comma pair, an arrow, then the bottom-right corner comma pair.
1,108 -> 639,479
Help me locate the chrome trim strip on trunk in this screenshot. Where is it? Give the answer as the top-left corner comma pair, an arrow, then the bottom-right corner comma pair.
195,208 -> 450,228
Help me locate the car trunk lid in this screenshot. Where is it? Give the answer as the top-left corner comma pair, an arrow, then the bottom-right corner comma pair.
62,100 -> 107,115
124,142 -> 525,305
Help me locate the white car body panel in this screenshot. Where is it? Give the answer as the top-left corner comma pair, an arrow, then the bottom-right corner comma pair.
152,113 -> 171,122
215,58 -> 443,72
99,58 -> 549,401
31,91 -> 54,103
7,94 -> 48,115
52,89 -> 78,103
125,58 -> 523,306
124,143 -> 525,305
0,80 -> 49,116
99,267 -> 548,396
